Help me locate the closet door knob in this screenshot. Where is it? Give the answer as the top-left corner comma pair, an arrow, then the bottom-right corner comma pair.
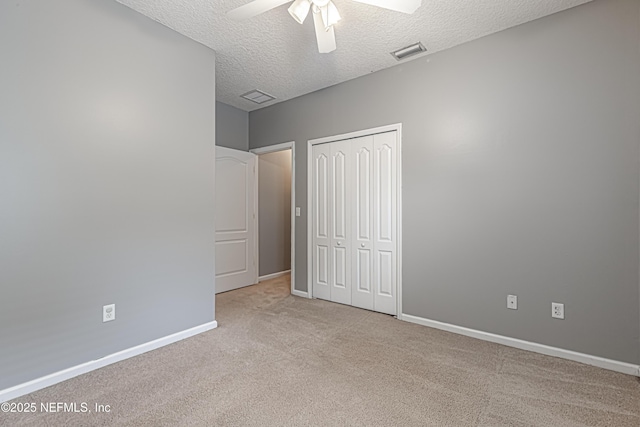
337,241 -> 341,246
361,243 -> 365,247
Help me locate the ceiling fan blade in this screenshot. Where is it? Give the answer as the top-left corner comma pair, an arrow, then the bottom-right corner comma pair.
313,9 -> 336,53
228,0 -> 293,20
351,0 -> 421,14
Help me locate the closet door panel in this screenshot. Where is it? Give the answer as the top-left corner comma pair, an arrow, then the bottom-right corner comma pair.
373,132 -> 397,315
312,143 -> 331,301
351,136 -> 374,311
329,141 -> 351,305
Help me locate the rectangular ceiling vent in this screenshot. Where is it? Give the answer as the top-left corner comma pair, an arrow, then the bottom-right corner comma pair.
241,89 -> 276,104
391,42 -> 427,61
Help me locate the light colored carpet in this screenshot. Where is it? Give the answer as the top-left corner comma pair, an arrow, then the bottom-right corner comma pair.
3,274 -> 639,426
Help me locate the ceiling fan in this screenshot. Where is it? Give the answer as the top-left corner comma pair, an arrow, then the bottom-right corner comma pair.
227,0 -> 422,53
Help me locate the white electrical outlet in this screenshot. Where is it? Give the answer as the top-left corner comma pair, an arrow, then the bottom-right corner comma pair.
507,295 -> 518,310
552,302 -> 564,319
296,207 -> 301,217
103,304 -> 116,322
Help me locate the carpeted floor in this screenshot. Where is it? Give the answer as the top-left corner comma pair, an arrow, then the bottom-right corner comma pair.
3,274 -> 639,426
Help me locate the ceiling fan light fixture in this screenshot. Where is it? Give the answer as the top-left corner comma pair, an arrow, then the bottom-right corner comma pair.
321,1 -> 341,30
228,0 -> 424,54
288,0 -> 311,24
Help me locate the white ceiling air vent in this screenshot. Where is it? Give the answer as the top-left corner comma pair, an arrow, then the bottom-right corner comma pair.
391,42 -> 427,61
241,89 -> 276,104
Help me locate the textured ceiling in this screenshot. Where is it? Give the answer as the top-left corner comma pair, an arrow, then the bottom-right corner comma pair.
116,0 -> 592,111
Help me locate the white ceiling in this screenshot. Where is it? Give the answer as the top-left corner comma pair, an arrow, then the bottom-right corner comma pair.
116,0 -> 592,112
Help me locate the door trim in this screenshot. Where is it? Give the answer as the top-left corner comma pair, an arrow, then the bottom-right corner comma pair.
250,142 -> 297,296
306,123 -> 403,316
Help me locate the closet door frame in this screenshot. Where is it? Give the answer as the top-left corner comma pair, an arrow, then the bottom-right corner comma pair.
306,123 -> 403,318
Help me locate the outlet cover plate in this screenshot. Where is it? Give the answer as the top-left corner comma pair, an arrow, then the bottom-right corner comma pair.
103,304 -> 116,322
507,295 -> 518,310
552,302 -> 564,319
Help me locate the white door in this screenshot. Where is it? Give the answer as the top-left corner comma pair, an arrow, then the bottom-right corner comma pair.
329,140 -> 352,305
311,130 -> 398,315
215,146 -> 257,293
351,135 -> 375,311
372,132 -> 397,315
311,143 -> 331,301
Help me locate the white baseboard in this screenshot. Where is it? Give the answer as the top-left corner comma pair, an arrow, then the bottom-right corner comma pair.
291,289 -> 309,298
259,269 -> 291,282
401,314 -> 640,377
0,320 -> 218,403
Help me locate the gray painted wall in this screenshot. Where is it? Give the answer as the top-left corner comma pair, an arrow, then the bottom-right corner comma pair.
0,0 -> 216,389
258,150 -> 292,276
250,0 -> 640,364
216,101 -> 249,151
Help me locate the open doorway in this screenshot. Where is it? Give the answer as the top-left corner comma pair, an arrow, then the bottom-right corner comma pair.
251,142 -> 296,294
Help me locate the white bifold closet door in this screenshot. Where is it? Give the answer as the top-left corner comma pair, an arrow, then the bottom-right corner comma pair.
312,131 -> 397,315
